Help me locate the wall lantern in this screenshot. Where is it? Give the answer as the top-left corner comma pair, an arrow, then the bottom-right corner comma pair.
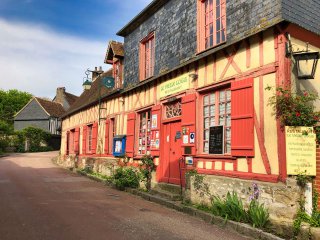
82,69 -> 92,90
285,33 -> 319,80
293,52 -> 319,80
189,73 -> 198,81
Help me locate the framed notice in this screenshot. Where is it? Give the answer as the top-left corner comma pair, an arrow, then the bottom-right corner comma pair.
209,125 -> 224,155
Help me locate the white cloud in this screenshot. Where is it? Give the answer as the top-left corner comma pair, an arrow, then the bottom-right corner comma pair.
0,18 -> 108,99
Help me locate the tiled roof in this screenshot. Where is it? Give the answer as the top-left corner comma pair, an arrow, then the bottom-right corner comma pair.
35,97 -> 66,117
64,92 -> 79,106
63,69 -> 116,118
105,41 -> 124,63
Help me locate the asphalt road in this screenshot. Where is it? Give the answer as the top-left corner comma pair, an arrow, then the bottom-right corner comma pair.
0,152 -> 250,240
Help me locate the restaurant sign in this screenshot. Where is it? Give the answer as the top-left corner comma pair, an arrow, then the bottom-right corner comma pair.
159,74 -> 190,98
286,126 -> 316,176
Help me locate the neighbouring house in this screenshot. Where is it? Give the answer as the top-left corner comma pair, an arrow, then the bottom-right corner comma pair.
60,0 -> 320,234
14,87 -> 78,135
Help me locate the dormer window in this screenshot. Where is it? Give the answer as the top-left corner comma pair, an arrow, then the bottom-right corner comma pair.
139,32 -> 155,81
197,0 -> 226,52
104,41 -> 124,88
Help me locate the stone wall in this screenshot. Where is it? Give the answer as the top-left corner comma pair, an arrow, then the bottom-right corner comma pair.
186,174 -> 302,236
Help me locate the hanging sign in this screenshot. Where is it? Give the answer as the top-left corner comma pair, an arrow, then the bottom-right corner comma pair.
159,73 -> 190,98
286,126 -> 316,176
209,126 -> 224,154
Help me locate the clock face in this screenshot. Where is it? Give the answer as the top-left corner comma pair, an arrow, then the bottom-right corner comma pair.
102,77 -> 115,88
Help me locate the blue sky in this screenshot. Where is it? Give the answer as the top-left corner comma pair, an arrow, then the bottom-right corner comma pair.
0,0 -> 152,98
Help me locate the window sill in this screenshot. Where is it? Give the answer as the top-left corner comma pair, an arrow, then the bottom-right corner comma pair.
195,154 -> 236,160
197,41 -> 227,56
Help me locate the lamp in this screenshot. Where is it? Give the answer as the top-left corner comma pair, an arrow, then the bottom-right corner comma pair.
82,69 -> 92,90
293,51 -> 319,80
189,73 -> 198,81
285,33 -> 319,80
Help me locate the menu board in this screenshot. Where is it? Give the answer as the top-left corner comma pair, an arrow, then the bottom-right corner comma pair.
209,126 -> 224,154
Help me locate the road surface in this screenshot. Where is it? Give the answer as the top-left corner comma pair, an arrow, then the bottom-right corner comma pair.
0,152 -> 250,240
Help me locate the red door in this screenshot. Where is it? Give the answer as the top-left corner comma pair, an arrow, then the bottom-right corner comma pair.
161,121 -> 182,185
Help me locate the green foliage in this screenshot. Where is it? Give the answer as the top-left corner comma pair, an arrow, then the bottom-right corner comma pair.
139,154 -> 156,191
188,170 -> 212,199
0,89 -> 32,124
110,167 -> 140,191
212,192 -> 248,223
14,126 -> 52,152
247,200 -> 269,228
267,87 -> 320,127
296,170 -> 313,188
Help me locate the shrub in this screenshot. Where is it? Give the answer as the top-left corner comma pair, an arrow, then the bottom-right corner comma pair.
111,167 -> 140,191
212,192 -> 248,223
247,200 -> 269,228
139,154 -> 156,191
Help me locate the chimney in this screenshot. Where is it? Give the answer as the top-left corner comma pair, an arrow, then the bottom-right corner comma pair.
54,87 -> 66,107
92,66 -> 104,81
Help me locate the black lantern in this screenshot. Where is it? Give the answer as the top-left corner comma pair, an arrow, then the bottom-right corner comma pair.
293,51 -> 319,80
82,79 -> 92,90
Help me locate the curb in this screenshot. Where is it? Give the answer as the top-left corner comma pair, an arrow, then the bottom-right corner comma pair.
125,188 -> 284,240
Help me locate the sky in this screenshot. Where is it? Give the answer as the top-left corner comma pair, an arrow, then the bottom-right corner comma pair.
0,0 -> 152,99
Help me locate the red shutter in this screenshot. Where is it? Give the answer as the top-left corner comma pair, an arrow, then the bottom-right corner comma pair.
74,128 -> 80,154
82,126 -> 87,154
150,105 -> 161,156
231,78 -> 254,157
92,122 -> 98,154
65,131 -> 70,155
126,112 -> 136,157
181,93 -> 197,155
104,120 -> 110,154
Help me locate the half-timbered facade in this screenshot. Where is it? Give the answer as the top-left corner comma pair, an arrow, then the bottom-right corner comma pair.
60,0 -> 320,227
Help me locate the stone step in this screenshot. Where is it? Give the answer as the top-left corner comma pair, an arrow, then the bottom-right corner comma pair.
153,182 -> 182,195
149,188 -> 182,201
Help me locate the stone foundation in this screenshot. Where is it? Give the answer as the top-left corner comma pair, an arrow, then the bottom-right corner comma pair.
185,174 -> 303,238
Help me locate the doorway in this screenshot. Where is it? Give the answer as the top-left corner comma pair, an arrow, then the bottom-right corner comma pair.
160,120 -> 183,185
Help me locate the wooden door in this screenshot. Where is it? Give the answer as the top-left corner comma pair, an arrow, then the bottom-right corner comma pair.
161,121 -> 182,185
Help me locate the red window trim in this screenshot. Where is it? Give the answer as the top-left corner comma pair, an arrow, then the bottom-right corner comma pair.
136,108 -> 152,156
139,32 -> 155,81
109,117 -> 116,153
86,124 -> 93,154
197,0 -> 227,53
200,87 -> 231,155
113,59 -> 123,88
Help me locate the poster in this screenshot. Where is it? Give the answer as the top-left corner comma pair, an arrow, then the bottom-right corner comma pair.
286,126 -> 316,176
183,135 -> 189,144
114,140 -> 122,153
151,114 -> 157,129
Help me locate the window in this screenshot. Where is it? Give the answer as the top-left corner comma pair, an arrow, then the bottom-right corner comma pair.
203,89 -> 231,154
109,118 -> 116,153
198,0 -> 226,52
138,110 -> 151,155
69,129 -> 75,153
165,101 -> 182,119
140,32 -> 155,80
87,124 -> 93,152
113,60 -> 123,88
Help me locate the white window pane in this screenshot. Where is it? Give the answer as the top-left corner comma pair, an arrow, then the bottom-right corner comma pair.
226,115 -> 231,127
219,103 -> 225,115
205,118 -> 210,128
226,142 -> 231,153
219,116 -> 225,125
227,102 -> 231,114
204,95 -> 209,105
204,142 -> 209,153
210,117 -> 215,126
204,130 -> 209,140
204,106 -> 209,117
226,90 -> 231,101
210,105 -> 215,116
210,93 -> 215,103
219,91 -> 225,102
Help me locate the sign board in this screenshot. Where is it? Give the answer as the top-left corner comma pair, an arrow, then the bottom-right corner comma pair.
151,114 -> 157,129
102,77 -> 115,88
286,126 -> 316,176
209,126 -> 224,154
159,73 -> 190,98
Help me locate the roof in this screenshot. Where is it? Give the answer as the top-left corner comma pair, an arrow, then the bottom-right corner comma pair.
104,41 -> 124,63
117,0 -> 169,37
64,92 -> 79,106
62,69 -> 117,118
35,97 -> 66,117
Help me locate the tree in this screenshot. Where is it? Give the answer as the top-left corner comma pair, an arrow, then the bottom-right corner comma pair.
0,89 -> 33,124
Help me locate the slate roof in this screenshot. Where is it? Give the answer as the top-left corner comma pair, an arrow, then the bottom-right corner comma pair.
35,97 -> 66,117
62,68 -> 118,118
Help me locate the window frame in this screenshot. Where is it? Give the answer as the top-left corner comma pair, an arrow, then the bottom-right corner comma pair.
113,59 -> 123,88
69,129 -> 75,154
139,32 -> 155,81
197,0 -> 227,52
87,124 -> 93,154
109,117 -> 116,154
200,86 -> 231,155
136,109 -> 152,155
